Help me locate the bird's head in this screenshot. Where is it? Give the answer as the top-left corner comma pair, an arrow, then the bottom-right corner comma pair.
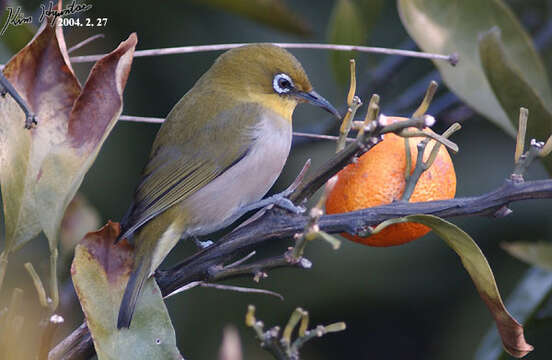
206,44 -> 340,121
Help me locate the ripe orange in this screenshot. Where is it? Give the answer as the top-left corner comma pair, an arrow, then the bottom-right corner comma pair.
325,116 -> 456,246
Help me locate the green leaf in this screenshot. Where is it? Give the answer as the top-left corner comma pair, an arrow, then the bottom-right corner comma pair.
193,0 -> 311,36
476,268 -> 552,360
327,0 -> 366,84
374,214 -> 533,358
398,0 -> 552,137
72,222 -> 182,360
0,22 -> 136,252
479,28 -> 552,173
501,242 -> 552,271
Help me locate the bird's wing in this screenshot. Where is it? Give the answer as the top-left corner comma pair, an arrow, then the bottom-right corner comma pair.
119,102 -> 262,239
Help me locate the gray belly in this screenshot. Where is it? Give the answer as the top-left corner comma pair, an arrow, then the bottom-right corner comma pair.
182,115 -> 292,236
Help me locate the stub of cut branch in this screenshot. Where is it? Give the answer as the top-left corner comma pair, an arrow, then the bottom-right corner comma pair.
515,107 -> 528,163
246,305 -> 346,360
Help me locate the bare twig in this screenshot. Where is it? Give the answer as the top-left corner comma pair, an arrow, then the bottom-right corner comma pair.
119,115 -> 354,142
0,72 -> 37,129
199,283 -> 284,300
68,34 -> 105,54
246,305 -> 345,360
70,43 -> 457,65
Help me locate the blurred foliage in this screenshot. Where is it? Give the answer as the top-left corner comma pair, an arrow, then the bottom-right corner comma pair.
327,0 -> 365,84
398,0 -> 551,138
190,0 -> 311,36
326,0 -> 383,85
479,28 -> 552,173
502,243 -> 552,271
0,0 -> 551,359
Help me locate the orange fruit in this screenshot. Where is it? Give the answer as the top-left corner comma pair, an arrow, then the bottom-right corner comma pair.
325,116 -> 456,246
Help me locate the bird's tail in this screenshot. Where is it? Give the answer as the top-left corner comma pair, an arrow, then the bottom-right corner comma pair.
117,257 -> 150,329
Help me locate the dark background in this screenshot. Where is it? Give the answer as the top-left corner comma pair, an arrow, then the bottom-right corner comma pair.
1,0 -> 552,359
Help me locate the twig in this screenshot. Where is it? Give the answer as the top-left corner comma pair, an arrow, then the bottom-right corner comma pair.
67,34 -> 105,54
246,305 -> 345,360
39,315 -> 64,360
199,283 -> 284,300
119,115 -> 355,142
401,123 -> 461,201
336,59 -> 362,152
211,254 -> 312,283
69,42 -> 458,65
47,322 -> 94,360
223,251 -> 256,269
0,72 -> 37,129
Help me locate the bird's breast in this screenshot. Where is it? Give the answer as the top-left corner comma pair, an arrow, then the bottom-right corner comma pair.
183,112 -> 292,235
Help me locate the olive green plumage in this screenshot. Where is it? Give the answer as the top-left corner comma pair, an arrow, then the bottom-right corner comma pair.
117,44 -> 338,328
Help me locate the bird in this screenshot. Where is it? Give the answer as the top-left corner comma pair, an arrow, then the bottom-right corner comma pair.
117,44 -> 340,328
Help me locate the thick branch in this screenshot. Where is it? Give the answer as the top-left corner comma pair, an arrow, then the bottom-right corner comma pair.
50,178 -> 552,360
157,179 -> 552,294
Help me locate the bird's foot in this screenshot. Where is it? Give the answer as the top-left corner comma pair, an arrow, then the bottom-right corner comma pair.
242,191 -> 305,215
193,237 -> 214,249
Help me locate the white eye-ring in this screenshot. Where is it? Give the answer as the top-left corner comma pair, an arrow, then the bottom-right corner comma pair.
273,73 -> 294,94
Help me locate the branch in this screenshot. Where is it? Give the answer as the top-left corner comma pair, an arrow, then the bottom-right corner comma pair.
69,42 -> 458,65
50,178 -> 552,360
50,112 -> 551,360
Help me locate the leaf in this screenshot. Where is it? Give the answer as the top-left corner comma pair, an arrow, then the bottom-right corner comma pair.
0,18 -> 137,252
479,28 -> 552,173
501,242 -> 552,271
398,0 -> 552,137
327,0 -> 366,84
374,214 -> 533,358
475,268 -> 552,360
72,222 -> 182,360
193,0 -> 311,36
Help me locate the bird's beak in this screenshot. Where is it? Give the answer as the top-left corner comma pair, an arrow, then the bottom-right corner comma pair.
294,90 -> 341,119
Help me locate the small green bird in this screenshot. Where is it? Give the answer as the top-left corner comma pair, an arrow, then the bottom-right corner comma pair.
117,44 -> 339,328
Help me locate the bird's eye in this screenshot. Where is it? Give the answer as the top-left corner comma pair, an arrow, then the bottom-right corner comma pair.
273,73 -> 294,94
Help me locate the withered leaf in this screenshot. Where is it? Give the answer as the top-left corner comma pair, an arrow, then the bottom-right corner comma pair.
373,214 -> 533,358
0,18 -> 137,252
72,222 -> 182,360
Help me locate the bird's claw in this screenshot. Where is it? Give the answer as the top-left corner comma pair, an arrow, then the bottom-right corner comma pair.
193,237 -> 214,249
273,197 -> 305,214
